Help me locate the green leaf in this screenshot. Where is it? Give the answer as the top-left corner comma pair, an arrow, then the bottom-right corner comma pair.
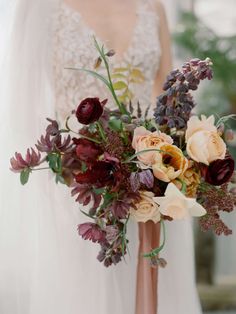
65,67 -> 111,89
20,168 -> 31,185
81,162 -> 88,173
113,67 -> 128,73
111,73 -> 127,80
101,192 -> 115,209
130,68 -> 145,81
113,81 -> 127,90
55,174 -> 66,185
47,152 -> 62,173
93,187 -> 106,195
108,118 -> 123,132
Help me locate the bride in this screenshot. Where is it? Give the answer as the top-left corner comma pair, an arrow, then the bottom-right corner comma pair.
0,0 -> 202,313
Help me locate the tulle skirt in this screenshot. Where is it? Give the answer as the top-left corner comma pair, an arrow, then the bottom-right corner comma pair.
0,168 -> 202,314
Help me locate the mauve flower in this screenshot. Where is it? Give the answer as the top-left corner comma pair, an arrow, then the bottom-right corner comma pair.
78,223 -> 105,243
76,98 -> 107,125
74,138 -> 102,164
204,155 -> 235,186
10,148 -> 41,172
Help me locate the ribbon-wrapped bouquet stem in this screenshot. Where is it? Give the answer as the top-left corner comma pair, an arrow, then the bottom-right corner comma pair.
10,38 -> 236,267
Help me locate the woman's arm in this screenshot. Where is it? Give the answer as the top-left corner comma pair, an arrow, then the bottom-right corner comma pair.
151,0 -> 172,102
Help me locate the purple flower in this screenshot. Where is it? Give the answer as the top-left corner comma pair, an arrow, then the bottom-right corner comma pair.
10,148 -> 41,172
78,223 -> 106,244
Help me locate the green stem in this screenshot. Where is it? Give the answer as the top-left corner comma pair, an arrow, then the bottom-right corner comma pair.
65,115 -> 101,144
93,37 -> 129,116
143,220 -> 166,258
123,148 -> 174,164
31,167 -> 50,171
96,121 -> 107,142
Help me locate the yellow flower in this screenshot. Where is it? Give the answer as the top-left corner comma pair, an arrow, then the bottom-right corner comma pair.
130,191 -> 161,223
153,183 -> 206,220
152,143 -> 188,182
173,161 -> 201,197
132,126 -> 173,166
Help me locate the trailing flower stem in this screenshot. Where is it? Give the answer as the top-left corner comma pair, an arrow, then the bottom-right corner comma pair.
143,220 -> 166,258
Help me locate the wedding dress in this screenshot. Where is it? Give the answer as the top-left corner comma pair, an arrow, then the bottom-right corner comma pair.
0,0 -> 202,313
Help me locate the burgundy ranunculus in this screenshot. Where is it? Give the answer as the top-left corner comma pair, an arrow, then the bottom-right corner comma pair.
75,161 -> 113,187
74,138 -> 102,164
76,98 -> 106,125
204,155 -> 235,186
78,223 -> 105,243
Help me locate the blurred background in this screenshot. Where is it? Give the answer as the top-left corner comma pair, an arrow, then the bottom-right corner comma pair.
0,0 -> 235,313
162,0 -> 236,313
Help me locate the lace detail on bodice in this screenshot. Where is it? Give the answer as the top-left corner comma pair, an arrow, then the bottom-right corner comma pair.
53,0 -> 161,121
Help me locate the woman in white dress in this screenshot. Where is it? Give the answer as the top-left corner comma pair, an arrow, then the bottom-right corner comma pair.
0,0 -> 202,313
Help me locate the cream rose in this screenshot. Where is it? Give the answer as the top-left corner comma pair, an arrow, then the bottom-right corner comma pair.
186,130 -> 226,165
132,126 -> 173,166
152,143 -> 188,182
130,191 -> 161,223
153,183 -> 206,220
185,115 -> 216,142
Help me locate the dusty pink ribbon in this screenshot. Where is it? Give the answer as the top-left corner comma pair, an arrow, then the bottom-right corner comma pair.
135,221 -> 160,314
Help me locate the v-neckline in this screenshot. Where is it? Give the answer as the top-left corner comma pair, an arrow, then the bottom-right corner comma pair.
62,0 -> 142,63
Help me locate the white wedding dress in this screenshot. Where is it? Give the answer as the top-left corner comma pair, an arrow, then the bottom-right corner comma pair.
0,0 -> 202,313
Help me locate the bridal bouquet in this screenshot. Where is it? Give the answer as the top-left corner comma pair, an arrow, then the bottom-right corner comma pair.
10,39 -> 236,267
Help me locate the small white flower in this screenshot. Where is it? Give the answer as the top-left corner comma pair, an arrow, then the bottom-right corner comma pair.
153,183 -> 206,220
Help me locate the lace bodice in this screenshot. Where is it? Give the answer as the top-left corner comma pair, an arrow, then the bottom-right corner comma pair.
53,0 -> 161,121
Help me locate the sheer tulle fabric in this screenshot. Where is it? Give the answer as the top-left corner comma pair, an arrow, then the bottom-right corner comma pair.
0,1 -> 202,313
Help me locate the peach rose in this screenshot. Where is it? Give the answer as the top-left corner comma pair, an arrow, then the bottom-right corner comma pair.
153,183 -> 206,220
130,191 -> 161,223
186,130 -> 226,165
185,115 -> 216,142
132,126 -> 173,166
152,143 -> 188,182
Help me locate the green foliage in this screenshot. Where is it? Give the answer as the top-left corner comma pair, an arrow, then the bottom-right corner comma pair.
108,118 -> 123,132
20,168 -> 31,185
112,64 -> 145,105
46,152 -> 62,174
174,12 -> 236,110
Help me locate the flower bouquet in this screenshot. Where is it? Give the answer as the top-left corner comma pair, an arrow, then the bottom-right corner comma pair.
10,39 -> 236,267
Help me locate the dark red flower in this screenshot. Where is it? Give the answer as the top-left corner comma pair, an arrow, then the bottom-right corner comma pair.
74,138 -> 102,164
76,98 -> 106,125
78,223 -> 105,243
75,161 -> 114,187
204,155 -> 235,186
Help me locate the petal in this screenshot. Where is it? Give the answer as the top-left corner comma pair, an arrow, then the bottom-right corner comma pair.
186,132 -> 210,165
186,198 -> 206,217
164,182 -> 185,198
